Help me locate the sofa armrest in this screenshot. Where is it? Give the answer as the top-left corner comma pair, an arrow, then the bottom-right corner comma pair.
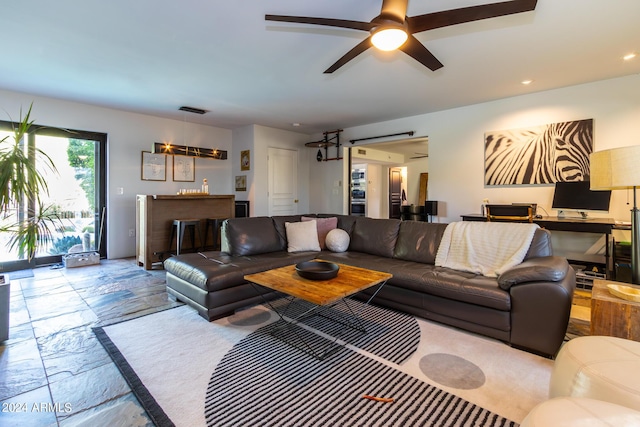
507,258 -> 576,357
498,256 -> 568,290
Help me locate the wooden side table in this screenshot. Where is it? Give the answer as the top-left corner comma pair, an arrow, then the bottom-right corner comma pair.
591,279 -> 640,340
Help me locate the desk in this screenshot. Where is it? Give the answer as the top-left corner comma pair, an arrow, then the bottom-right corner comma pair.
461,214 -> 617,277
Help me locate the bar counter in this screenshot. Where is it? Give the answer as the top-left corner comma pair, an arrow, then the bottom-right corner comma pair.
136,194 -> 235,269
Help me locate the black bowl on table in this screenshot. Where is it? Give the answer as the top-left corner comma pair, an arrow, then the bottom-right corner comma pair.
295,261 -> 339,280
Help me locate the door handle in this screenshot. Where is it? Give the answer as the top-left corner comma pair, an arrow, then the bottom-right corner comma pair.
294,199 -> 299,203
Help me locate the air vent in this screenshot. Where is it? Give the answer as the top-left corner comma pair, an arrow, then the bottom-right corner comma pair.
357,149 -> 367,155
179,106 -> 208,115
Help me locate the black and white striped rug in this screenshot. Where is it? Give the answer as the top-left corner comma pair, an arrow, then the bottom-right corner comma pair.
96,301 -> 539,426
267,298 -> 420,364
204,302 -> 517,427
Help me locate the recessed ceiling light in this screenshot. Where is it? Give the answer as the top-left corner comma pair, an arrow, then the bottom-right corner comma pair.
292,123 -> 301,127
521,79 -> 533,85
623,52 -> 637,61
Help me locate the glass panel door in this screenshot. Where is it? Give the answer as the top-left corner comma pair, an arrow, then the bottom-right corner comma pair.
0,125 -> 106,271
33,135 -> 100,260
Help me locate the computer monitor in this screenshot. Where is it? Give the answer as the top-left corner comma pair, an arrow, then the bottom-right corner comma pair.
551,180 -> 611,219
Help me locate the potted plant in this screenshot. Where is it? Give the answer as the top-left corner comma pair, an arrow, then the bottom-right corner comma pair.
0,103 -> 58,341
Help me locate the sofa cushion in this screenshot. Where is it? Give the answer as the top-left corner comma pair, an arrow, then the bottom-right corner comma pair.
325,228 -> 350,252
317,214 -> 357,235
393,221 -> 448,264
223,217 -> 283,256
302,216 -> 337,249
498,256 -> 569,289
349,217 -> 401,258
271,215 -> 303,248
285,220 -> 321,252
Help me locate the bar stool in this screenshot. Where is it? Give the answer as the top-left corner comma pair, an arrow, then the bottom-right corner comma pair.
169,219 -> 203,255
204,218 -> 227,250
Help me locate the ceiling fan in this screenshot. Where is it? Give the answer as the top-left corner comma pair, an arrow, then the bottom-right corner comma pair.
266,0 -> 537,73
410,152 -> 429,159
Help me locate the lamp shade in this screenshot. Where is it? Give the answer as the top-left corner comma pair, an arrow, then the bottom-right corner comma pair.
371,27 -> 407,51
590,145 -> 640,190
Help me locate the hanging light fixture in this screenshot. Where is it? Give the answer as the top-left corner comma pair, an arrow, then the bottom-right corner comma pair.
371,25 -> 408,51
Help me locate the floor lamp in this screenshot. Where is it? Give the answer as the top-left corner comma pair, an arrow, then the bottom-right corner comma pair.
590,146 -> 640,284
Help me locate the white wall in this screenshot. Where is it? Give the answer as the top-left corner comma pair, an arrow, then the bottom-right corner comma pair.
313,74 -> 640,224
1,89 -> 233,259
239,125 -> 311,217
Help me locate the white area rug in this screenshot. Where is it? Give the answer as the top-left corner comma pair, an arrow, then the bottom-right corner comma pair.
96,303 -> 551,426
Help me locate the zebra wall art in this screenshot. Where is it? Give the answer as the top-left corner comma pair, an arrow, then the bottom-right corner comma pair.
484,119 -> 593,185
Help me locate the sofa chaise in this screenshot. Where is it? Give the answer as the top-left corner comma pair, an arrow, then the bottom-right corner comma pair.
164,214 -> 575,357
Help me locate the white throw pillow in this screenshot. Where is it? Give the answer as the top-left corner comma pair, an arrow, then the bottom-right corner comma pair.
285,220 -> 321,252
325,228 -> 350,252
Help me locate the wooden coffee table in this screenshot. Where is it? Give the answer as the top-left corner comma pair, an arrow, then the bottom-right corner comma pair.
245,261 -> 392,360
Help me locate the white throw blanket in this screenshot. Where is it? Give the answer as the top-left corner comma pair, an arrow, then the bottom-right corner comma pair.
435,221 -> 539,277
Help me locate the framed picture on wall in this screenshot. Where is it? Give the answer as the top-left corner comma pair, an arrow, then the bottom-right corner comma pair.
241,150 -> 250,171
235,175 -> 247,191
173,155 -> 195,182
141,151 -> 167,181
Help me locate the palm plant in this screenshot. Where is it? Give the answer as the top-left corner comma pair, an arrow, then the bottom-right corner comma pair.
0,104 -> 60,261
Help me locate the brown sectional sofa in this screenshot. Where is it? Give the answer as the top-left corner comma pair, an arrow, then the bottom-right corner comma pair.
164,214 -> 576,357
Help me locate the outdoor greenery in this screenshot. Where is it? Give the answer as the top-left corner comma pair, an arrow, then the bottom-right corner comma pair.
67,139 -> 95,211
0,104 -> 60,260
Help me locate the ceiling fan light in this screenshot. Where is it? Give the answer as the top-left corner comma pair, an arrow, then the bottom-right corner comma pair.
371,27 -> 407,51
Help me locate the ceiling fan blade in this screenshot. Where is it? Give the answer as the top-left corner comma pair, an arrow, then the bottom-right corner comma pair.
398,35 -> 443,71
379,0 -> 409,22
407,0 -> 537,34
265,15 -> 372,31
324,38 -> 373,74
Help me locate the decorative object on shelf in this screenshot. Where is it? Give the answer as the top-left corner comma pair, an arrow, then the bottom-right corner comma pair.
485,119 -> 593,186
201,178 -> 209,194
235,175 -> 247,192
240,150 -> 250,171
591,145 -> 640,284
481,198 -> 490,216
173,155 -> 195,182
141,151 -> 167,181
305,129 -> 342,162
152,142 -> 227,160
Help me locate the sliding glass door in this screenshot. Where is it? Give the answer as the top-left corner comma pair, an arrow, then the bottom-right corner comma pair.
0,123 -> 106,271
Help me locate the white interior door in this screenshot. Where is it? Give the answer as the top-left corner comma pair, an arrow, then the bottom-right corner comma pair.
268,147 -> 298,216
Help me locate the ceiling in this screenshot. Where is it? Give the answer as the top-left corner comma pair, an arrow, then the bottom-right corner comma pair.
1,0 -> 638,134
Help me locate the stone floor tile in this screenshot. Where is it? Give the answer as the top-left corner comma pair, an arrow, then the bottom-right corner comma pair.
31,309 -> 99,338
39,325 -> 111,383
8,291 -> 31,328
21,282 -> 76,299
49,363 -> 131,420
24,291 -> 90,322
5,322 -> 35,345
0,385 -> 58,427
0,338 -> 47,401
59,393 -> 153,427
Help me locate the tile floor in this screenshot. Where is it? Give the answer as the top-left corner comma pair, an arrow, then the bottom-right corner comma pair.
0,258 -> 591,426
0,258 -> 179,427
